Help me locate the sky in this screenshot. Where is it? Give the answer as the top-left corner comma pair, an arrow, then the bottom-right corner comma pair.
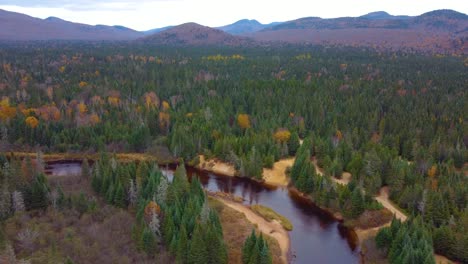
0,0 -> 467,31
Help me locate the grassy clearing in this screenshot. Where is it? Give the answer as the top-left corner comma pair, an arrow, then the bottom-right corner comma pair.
250,204 -> 293,231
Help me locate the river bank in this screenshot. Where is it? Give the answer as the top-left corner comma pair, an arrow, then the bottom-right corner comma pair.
213,196 -> 290,264
42,156 -> 359,263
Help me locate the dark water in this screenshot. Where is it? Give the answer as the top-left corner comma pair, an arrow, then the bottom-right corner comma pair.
46,162 -> 359,264
45,162 -> 82,176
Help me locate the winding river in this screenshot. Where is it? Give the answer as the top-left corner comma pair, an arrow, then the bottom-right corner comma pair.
45,162 -> 359,264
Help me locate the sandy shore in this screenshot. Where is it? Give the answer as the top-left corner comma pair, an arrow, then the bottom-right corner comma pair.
199,155 -> 294,187
216,198 -> 290,264
263,158 -> 295,187
198,155 -> 236,176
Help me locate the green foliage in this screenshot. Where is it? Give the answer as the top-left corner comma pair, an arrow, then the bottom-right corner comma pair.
242,231 -> 272,264
25,173 -> 50,210
0,42 -> 466,261
376,217 -> 435,264
141,227 -> 157,256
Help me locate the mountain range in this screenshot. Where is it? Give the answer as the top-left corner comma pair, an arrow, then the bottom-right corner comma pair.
0,8 -> 467,53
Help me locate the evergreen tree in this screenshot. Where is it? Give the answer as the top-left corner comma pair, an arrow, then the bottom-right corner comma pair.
288,132 -> 301,156
113,183 -> 126,208
176,225 -> 189,264
350,187 -> 364,218
27,173 -> 49,210
242,230 -> 257,264
188,224 -> 208,264
141,227 -> 157,256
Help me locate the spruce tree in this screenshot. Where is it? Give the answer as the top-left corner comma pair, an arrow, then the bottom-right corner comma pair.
288,132 -> 300,156
176,225 -> 188,264
141,227 -> 157,256
242,230 -> 257,264
188,224 -> 208,264
350,187 -> 364,218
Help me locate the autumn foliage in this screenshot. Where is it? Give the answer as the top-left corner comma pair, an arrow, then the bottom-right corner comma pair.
144,201 -> 161,218
25,116 -> 39,128
237,114 -> 251,129
273,129 -> 291,143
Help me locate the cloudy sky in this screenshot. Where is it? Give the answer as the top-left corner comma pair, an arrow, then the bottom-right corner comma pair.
0,0 -> 466,31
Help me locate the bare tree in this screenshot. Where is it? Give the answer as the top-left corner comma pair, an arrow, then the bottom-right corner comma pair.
17,228 -> 39,252
35,151 -> 45,173
128,179 -> 138,207
148,212 -> 161,243
48,189 -> 59,210
12,190 -> 25,213
156,177 -> 168,205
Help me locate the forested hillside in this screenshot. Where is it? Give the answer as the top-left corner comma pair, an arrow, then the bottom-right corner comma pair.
0,42 -> 466,262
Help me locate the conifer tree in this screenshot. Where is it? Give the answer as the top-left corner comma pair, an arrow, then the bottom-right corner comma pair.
288,132 -> 301,156
188,224 -> 208,264
176,225 -> 189,264
141,227 -> 157,256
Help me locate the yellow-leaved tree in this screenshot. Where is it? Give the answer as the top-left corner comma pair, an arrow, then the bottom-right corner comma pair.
237,114 -> 251,129
273,129 -> 291,143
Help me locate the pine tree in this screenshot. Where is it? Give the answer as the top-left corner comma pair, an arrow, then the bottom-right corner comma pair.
176,225 -> 188,264
242,230 -> 257,264
188,224 -> 208,264
350,187 -> 364,218
28,173 -> 49,210
288,132 -> 300,156
114,183 -> 126,208
259,237 -> 272,264
141,227 -> 157,256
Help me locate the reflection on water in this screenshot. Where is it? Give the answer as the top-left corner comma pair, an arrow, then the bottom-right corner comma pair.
45,163 -> 82,176
47,162 -> 359,264
165,167 -> 359,264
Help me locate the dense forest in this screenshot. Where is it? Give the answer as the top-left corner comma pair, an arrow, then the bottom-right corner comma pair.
0,42 -> 466,262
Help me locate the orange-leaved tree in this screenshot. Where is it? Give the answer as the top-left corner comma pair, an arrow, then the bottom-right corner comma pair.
25,116 -> 39,128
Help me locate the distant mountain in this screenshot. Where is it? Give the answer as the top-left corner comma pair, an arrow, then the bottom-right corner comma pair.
1,8 -> 467,54
360,11 -> 411,20
251,9 -> 468,54
143,26 -> 174,35
217,19 -> 282,35
140,22 -> 254,46
0,9 -> 143,41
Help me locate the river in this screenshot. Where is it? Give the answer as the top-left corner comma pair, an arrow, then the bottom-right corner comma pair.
45,162 -> 359,264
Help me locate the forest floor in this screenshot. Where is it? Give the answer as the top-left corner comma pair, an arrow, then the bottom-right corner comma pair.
213,197 -> 290,264
0,173 -> 169,264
